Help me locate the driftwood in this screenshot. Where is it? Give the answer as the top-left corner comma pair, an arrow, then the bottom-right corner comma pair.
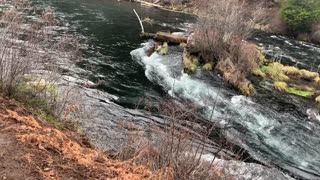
154,32 -> 187,44
133,9 -> 145,34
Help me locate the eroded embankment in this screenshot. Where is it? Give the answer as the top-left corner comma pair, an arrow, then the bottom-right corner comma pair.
0,96 -> 169,179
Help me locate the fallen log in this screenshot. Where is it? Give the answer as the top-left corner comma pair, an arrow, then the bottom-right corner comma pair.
155,32 -> 187,44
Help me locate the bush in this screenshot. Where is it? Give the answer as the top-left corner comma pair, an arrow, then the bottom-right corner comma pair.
190,0 -> 263,95
117,100 -> 231,179
280,0 -> 320,34
0,2 -> 80,96
0,1 -> 81,127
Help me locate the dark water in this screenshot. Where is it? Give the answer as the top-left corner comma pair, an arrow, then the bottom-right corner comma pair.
43,0 -> 194,107
253,32 -> 320,71
43,0 -> 320,179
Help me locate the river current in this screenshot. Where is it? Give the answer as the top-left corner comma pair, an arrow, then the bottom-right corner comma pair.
41,0 -> 320,179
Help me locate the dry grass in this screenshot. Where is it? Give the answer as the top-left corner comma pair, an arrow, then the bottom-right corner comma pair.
252,68 -> 266,78
0,0 -> 80,98
0,0 -> 82,126
299,69 -> 319,81
0,96 -> 160,179
189,0 -> 263,95
117,100 -> 230,180
314,77 -> 320,86
273,81 -> 287,92
261,63 -> 289,81
282,66 -> 301,76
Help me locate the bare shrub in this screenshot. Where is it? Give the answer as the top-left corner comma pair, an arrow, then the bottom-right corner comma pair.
0,1 -> 81,124
117,100 -> 232,180
192,0 -> 262,79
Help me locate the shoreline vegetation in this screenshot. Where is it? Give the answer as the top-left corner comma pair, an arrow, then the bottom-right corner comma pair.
132,0 -> 320,44
132,0 -> 320,104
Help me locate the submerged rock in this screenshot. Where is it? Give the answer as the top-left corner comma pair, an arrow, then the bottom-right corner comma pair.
306,109 -> 320,124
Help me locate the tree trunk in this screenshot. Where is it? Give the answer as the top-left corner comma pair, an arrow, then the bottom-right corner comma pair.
155,32 -> 187,44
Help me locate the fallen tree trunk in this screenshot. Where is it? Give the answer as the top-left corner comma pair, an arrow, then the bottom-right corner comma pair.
155,32 -> 187,44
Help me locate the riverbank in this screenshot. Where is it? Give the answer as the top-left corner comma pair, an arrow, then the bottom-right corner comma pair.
0,96 -> 158,179
134,0 -> 320,45
133,0 -> 197,15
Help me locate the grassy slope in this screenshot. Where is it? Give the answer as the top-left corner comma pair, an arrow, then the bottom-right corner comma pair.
0,96 -> 166,179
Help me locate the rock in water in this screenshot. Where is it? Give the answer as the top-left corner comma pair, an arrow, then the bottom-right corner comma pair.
307,108 -> 320,122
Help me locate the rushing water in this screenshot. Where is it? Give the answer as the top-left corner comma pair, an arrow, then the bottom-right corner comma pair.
43,0 -> 320,179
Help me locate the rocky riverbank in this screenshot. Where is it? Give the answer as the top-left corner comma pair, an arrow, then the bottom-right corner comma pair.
0,96 -> 160,179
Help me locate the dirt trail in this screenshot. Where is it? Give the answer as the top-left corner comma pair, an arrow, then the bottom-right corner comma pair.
0,96 -> 167,180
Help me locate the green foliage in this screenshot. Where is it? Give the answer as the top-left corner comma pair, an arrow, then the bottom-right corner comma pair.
43,113 -> 65,129
280,0 -> 320,33
261,63 -> 289,81
12,79 -> 63,129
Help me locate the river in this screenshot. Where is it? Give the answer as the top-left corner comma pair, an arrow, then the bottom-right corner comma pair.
40,0 -> 320,179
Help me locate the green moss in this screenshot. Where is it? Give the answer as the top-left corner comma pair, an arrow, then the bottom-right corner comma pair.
202,63 -> 213,71
260,65 -> 268,72
42,113 -> 64,129
286,87 -> 313,97
157,42 -> 169,55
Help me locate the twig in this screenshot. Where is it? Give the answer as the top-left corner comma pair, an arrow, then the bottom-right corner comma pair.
133,9 -> 145,34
